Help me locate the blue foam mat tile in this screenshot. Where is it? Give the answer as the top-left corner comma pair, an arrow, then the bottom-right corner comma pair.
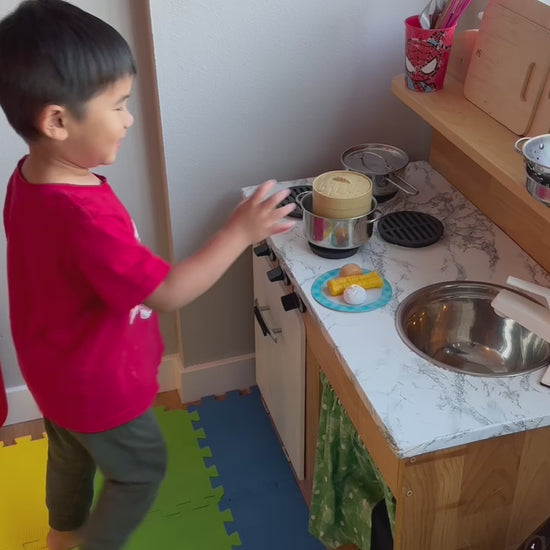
189,386 -> 324,550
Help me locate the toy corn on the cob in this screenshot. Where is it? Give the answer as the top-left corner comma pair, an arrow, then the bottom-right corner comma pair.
327,271 -> 384,296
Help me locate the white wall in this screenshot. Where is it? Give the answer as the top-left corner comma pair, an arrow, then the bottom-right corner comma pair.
149,0 -> 446,367
0,0 -> 488,412
0,1 -> 178,402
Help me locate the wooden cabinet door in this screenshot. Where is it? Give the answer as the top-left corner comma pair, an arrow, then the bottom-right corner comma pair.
252,252 -> 306,479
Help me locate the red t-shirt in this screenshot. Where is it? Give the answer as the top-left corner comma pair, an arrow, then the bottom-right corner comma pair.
3,158 -> 171,433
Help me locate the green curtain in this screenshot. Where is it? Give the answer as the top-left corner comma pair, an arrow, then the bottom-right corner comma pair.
309,373 -> 396,549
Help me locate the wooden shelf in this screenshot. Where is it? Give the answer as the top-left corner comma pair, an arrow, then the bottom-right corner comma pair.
392,73 -> 550,273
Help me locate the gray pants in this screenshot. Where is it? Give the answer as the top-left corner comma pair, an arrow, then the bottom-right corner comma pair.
44,409 -> 167,550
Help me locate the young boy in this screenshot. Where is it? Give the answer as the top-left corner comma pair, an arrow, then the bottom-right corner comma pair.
0,1 -> 295,549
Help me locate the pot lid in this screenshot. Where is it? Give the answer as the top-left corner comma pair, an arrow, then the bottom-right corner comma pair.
341,144 -> 409,176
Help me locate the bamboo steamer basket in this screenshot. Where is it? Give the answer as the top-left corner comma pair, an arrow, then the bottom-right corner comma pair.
312,170 -> 373,219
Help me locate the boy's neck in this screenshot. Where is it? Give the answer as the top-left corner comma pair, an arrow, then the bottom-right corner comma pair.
23,147 -> 101,186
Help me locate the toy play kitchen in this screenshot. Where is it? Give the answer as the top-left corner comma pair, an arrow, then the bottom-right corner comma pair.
246,160 -> 550,549
246,0 -> 550,547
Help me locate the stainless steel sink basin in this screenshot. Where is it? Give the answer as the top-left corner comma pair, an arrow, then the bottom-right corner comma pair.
395,281 -> 550,376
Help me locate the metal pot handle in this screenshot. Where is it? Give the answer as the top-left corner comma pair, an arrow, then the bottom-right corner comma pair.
514,137 -> 531,154
367,208 -> 383,223
385,173 -> 419,196
294,191 -> 309,208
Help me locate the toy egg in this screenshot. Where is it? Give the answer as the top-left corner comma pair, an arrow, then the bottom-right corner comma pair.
339,263 -> 363,277
343,284 -> 367,305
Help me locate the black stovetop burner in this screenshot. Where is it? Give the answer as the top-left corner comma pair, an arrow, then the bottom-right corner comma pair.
279,184 -> 312,218
374,191 -> 398,203
308,242 -> 359,259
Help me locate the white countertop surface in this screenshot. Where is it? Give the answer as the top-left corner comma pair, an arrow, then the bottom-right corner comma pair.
243,161 -> 550,458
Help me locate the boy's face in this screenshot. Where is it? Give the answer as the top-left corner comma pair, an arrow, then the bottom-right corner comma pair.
62,75 -> 135,168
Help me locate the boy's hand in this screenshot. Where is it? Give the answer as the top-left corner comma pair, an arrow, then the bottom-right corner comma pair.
145,180 -> 297,312
227,180 -> 296,247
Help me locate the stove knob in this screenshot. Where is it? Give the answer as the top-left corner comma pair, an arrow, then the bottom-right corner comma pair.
267,267 -> 290,285
253,242 -> 271,257
281,292 -> 306,313
253,242 -> 276,261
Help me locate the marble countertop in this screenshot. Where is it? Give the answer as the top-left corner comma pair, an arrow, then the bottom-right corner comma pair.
243,161 -> 550,458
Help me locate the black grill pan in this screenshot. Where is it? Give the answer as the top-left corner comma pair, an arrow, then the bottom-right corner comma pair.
278,184 -> 312,218
378,211 -> 444,248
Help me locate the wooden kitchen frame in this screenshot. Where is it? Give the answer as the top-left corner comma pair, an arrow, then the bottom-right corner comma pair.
292,73 -> 550,549
391,74 -> 550,274
301,311 -> 550,549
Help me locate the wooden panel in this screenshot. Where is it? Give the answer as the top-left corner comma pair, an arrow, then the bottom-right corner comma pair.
457,433 -> 524,550
296,342 -> 322,506
391,73 -> 527,189
447,29 -> 478,85
506,426 -> 550,549
303,311 -> 401,494
527,67 -> 550,135
395,449 -> 464,549
393,427 -> 550,550
430,131 -> 550,273
463,2 -> 550,134
497,0 -> 550,30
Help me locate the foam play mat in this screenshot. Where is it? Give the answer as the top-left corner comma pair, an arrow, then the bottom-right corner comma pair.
0,408 -> 240,549
189,387 -> 324,550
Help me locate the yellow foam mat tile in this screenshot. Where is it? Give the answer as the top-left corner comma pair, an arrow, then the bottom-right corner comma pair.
0,435 -> 49,550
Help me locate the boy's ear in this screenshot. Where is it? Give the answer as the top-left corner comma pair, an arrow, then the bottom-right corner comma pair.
37,105 -> 70,141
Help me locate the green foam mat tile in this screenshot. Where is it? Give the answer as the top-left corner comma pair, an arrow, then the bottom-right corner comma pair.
23,542 -> 46,549
94,407 -> 240,548
125,504 -> 241,550
95,407 -> 222,512
150,408 -> 222,511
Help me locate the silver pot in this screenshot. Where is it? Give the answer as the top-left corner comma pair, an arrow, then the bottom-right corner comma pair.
296,191 -> 381,249
525,169 -> 550,207
341,143 -> 418,199
514,135 -> 550,182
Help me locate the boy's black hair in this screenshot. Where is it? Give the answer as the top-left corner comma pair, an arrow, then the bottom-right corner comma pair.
0,0 -> 136,141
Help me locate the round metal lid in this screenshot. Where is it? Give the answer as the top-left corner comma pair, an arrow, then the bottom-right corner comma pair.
341,144 -> 409,176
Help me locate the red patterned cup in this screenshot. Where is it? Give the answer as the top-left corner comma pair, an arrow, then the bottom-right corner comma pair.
405,15 -> 457,92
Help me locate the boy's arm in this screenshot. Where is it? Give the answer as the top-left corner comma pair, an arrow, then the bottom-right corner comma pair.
144,180 -> 295,312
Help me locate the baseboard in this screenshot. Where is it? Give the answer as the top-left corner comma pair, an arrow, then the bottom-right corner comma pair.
158,353 -> 183,394
3,354 -> 184,426
4,385 -> 42,426
179,353 -> 256,403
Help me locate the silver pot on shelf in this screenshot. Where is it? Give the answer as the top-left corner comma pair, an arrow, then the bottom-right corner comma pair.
514,135 -> 550,206
340,143 -> 418,200
525,168 -> 550,207
514,135 -> 550,182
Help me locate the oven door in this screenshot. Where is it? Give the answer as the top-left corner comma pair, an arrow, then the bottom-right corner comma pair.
253,250 -> 306,480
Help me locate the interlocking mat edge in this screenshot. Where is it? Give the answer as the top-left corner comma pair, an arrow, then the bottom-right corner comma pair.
0,407 -> 241,550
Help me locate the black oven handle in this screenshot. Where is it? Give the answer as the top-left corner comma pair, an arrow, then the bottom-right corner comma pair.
253,299 -> 281,343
